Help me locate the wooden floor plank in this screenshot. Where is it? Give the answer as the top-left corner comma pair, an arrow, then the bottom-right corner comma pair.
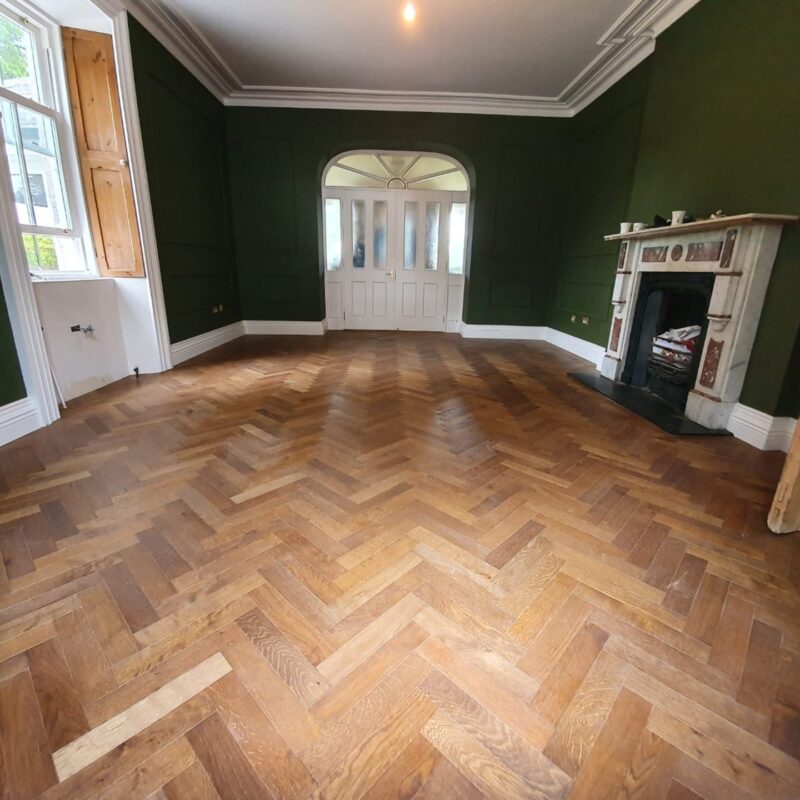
0,331 -> 793,799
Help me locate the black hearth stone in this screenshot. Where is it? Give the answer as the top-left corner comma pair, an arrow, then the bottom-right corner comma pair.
569,372 -> 731,437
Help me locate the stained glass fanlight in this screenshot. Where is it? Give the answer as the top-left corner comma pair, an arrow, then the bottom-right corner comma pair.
325,152 -> 468,191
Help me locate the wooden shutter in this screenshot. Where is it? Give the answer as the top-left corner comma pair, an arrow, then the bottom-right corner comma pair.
62,27 -> 144,277
769,424 -> 800,534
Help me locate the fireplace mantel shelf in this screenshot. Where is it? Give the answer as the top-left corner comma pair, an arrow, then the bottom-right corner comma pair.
604,213 -> 798,242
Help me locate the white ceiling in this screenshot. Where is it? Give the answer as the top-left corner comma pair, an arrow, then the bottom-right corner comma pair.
131,0 -> 700,114
167,0 -> 634,97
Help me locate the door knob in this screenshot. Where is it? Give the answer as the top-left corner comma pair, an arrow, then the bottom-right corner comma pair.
387,270 -> 396,280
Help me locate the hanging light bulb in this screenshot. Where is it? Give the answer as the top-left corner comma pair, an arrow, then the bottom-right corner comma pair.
402,2 -> 416,23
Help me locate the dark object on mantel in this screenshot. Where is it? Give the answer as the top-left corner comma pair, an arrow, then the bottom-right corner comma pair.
569,372 -> 731,437
653,213 -> 696,228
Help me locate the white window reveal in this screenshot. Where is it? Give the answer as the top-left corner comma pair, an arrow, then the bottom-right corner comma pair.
0,7 -> 85,272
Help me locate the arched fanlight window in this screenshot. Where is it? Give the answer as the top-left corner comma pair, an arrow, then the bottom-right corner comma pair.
324,151 -> 468,191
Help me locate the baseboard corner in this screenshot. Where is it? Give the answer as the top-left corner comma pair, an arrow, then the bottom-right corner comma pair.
0,397 -> 44,447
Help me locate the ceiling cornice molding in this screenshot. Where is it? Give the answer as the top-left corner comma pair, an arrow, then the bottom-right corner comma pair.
122,0 -> 702,118
562,0 -> 703,113
123,0 -> 238,100
224,87 -> 572,117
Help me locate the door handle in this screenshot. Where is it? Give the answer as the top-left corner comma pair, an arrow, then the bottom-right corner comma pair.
387,270 -> 396,281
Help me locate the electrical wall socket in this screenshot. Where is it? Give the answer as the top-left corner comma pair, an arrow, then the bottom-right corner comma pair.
581,316 -> 590,325
570,314 -> 576,323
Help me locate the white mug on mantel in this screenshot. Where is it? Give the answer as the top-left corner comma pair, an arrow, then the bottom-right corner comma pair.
671,210 -> 687,225
620,222 -> 633,234
633,222 -> 647,232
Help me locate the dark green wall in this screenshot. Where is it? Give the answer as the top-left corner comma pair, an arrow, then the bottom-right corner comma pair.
225,109 -> 571,324
627,0 -> 800,417
0,280 -> 25,406
549,62 -> 651,345
553,0 -> 800,416
129,16 -> 240,344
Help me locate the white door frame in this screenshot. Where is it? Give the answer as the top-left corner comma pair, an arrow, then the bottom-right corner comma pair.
322,150 -> 470,333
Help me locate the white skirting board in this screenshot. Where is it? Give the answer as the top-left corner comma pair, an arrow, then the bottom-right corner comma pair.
727,404 -> 797,453
0,397 -> 43,447
243,320 -> 328,336
170,321 -> 245,365
110,318 -> 800,454
457,323 -> 606,369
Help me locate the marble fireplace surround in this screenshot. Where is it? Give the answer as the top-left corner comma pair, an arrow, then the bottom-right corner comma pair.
601,213 -> 797,430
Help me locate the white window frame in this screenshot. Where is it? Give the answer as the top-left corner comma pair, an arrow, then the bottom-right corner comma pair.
0,0 -> 97,277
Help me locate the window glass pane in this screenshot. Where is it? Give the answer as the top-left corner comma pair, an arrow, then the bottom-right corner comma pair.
378,154 -> 416,177
23,233 -> 83,270
324,199 -> 341,271
1,99 -> 30,224
403,201 -> 417,270
410,172 -> 468,191
18,106 -> 70,228
351,200 -> 365,268
425,203 -> 440,271
373,200 -> 388,269
339,154 -> 387,176
404,156 -> 456,181
448,203 -> 467,274
0,15 -> 41,103
326,165 -> 384,189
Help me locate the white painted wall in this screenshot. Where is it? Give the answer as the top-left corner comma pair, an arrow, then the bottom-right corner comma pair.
114,277 -> 165,374
33,279 -> 129,401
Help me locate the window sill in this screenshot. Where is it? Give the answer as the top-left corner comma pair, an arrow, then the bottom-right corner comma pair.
31,272 -> 102,282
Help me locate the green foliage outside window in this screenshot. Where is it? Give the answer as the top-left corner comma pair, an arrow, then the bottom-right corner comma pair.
0,18 -> 28,83
23,233 -> 58,269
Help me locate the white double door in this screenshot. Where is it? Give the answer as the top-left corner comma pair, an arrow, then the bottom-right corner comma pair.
325,189 -> 455,331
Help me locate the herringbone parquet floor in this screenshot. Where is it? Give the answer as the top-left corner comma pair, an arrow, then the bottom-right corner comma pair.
0,331 -> 798,800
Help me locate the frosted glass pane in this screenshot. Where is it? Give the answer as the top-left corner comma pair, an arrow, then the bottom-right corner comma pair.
410,172 -> 468,191
425,203 -> 440,271
404,202 -> 417,270
325,199 -> 342,271
380,154 -> 416,177
373,200 -> 388,269
338,154 -> 387,176
404,156 -> 457,181
326,165 -> 384,188
352,200 -> 365,268
448,203 -> 467,274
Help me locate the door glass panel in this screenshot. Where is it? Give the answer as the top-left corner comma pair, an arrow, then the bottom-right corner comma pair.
448,202 -> 467,274
425,202 -> 440,271
352,200 -> 365,268
403,201 -> 417,270
373,200 -> 388,268
324,198 -> 342,271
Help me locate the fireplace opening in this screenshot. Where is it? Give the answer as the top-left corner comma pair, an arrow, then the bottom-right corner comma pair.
621,273 -> 714,412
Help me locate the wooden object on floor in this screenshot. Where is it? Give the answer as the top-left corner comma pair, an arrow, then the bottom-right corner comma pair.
0,332 -> 796,799
769,423 -> 800,534
61,27 -> 144,278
